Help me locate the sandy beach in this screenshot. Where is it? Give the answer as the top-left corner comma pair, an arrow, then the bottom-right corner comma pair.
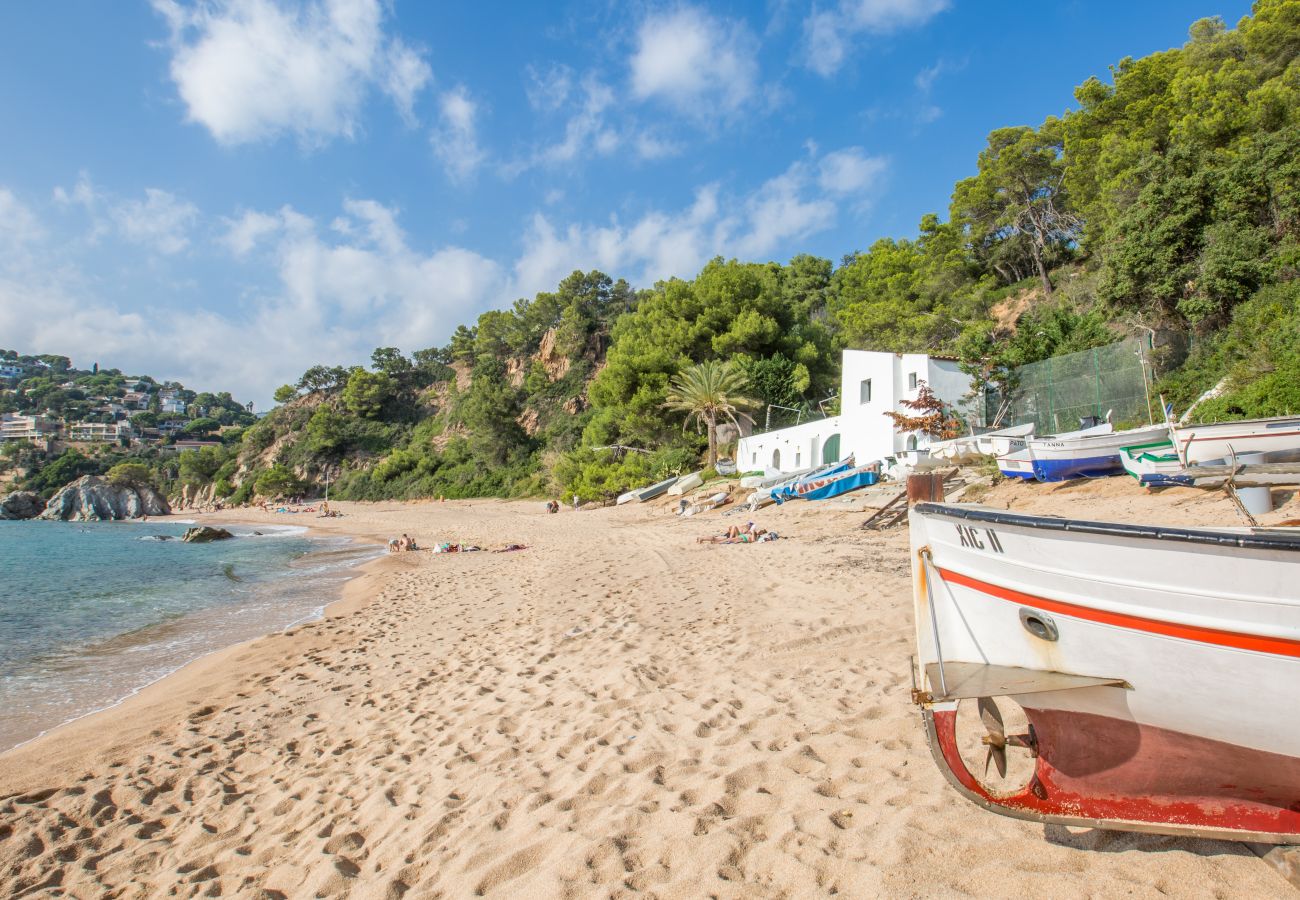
2,480 -> 1296,897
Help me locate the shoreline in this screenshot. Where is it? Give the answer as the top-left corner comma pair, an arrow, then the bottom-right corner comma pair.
1,485 -> 1294,896
0,516 -> 386,766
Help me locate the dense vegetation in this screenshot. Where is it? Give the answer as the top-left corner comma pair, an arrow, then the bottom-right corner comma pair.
9,2 -> 1299,504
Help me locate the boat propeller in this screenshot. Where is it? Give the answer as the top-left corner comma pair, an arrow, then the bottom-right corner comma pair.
978,697 -> 1038,781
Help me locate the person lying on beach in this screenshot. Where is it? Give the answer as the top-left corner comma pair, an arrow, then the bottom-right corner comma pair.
696,522 -> 758,543
494,544 -> 528,553
700,527 -> 769,544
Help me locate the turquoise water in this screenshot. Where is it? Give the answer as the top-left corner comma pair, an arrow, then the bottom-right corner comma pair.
0,519 -> 379,750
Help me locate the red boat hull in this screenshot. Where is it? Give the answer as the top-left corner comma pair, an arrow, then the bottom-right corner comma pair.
927,705 -> 1300,842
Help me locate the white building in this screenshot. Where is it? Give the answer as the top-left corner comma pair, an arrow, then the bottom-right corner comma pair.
736,350 -> 974,475
1,413 -> 59,442
67,421 -> 131,442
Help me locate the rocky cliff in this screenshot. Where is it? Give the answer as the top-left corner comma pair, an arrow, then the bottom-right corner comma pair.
37,476 -> 171,521
0,491 -> 45,520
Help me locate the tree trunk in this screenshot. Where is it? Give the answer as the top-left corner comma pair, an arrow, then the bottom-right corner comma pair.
706,412 -> 718,468
1032,245 -> 1054,298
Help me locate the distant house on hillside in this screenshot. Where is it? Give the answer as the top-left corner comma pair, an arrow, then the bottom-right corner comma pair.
1,413 -> 59,442
122,391 -> 149,409
159,391 -> 186,414
67,421 -> 131,443
0,364 -> 24,380
736,350 -> 974,475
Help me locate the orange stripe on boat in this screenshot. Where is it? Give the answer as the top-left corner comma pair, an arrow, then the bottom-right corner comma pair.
935,566 -> 1300,659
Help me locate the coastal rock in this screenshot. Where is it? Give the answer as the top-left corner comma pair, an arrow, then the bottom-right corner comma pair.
0,490 -> 45,520
37,476 -> 171,522
181,525 -> 234,543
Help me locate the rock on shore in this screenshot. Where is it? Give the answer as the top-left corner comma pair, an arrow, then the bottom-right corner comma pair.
0,491 -> 46,520
181,525 -> 234,543
37,476 -> 170,521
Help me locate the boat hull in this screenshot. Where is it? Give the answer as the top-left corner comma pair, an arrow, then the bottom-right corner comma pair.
997,449 -> 1036,480
1174,415 -> 1300,465
909,503 -> 1300,843
1026,424 -> 1169,483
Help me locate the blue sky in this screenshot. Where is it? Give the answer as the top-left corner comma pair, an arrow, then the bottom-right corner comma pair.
0,0 -> 1253,407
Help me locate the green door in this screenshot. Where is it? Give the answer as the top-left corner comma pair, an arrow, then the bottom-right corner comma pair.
822,433 -> 840,463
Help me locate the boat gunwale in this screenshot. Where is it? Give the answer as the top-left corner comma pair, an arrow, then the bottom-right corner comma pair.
913,502 -> 1300,552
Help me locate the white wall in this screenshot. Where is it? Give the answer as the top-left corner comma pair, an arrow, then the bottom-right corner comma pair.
739,350 -> 975,474
736,415 -> 843,475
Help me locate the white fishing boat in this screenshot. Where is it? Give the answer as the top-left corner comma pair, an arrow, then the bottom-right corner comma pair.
975,423 -> 1034,458
667,471 -> 703,495
618,475 -> 679,504
1171,414 -> 1300,465
929,436 -> 981,464
1025,423 -> 1170,482
996,449 -> 1036,480
909,502 -> 1300,843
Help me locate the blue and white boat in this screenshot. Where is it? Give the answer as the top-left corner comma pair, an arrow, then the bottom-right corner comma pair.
996,448 -> 1036,480
795,465 -> 880,500
767,459 -> 856,503
1025,423 -> 1169,482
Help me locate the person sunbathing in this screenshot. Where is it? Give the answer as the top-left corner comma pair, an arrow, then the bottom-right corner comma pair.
697,524 -> 764,544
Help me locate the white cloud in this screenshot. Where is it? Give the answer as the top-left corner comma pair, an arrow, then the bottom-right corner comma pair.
0,189 -> 45,251
221,209 -> 284,256
152,0 -> 431,145
630,7 -> 759,114
113,189 -> 199,255
803,0 -> 950,77
524,63 -> 573,112
384,40 -> 433,126
817,147 -> 888,195
431,86 -> 485,183
511,147 -> 887,297
0,188 -> 503,408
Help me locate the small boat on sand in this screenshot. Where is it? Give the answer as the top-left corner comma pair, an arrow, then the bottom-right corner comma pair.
772,464 -> 878,502
1119,439 -> 1190,487
617,475 -> 679,504
975,423 -> 1034,458
1172,414 -> 1300,465
908,502 -> 1300,843
667,471 -> 703,495
996,449 -> 1036,480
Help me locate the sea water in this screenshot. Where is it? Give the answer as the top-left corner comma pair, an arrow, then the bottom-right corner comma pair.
0,519 -> 381,751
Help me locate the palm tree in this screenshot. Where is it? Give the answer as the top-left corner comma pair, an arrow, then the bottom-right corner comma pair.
662,360 -> 758,468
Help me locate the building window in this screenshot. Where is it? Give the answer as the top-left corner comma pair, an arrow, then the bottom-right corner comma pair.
908,372 -> 917,390
752,452 -> 757,465
859,379 -> 872,404
795,451 -> 801,467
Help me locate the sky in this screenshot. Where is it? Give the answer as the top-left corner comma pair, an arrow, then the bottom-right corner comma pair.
0,0 -> 1254,409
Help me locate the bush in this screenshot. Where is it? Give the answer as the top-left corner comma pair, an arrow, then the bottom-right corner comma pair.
254,465 -> 307,499
106,461 -> 155,489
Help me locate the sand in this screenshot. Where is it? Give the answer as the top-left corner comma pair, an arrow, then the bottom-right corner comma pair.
1,478 -> 1296,897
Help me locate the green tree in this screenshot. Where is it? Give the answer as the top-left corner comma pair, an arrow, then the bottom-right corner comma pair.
106,461 -> 155,489
273,384 -> 298,404
255,465 -> 306,499
952,122 -> 1080,297
662,360 -> 758,468
342,369 -> 396,419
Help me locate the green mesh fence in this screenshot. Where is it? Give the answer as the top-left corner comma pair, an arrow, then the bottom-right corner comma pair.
987,338 -> 1158,435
